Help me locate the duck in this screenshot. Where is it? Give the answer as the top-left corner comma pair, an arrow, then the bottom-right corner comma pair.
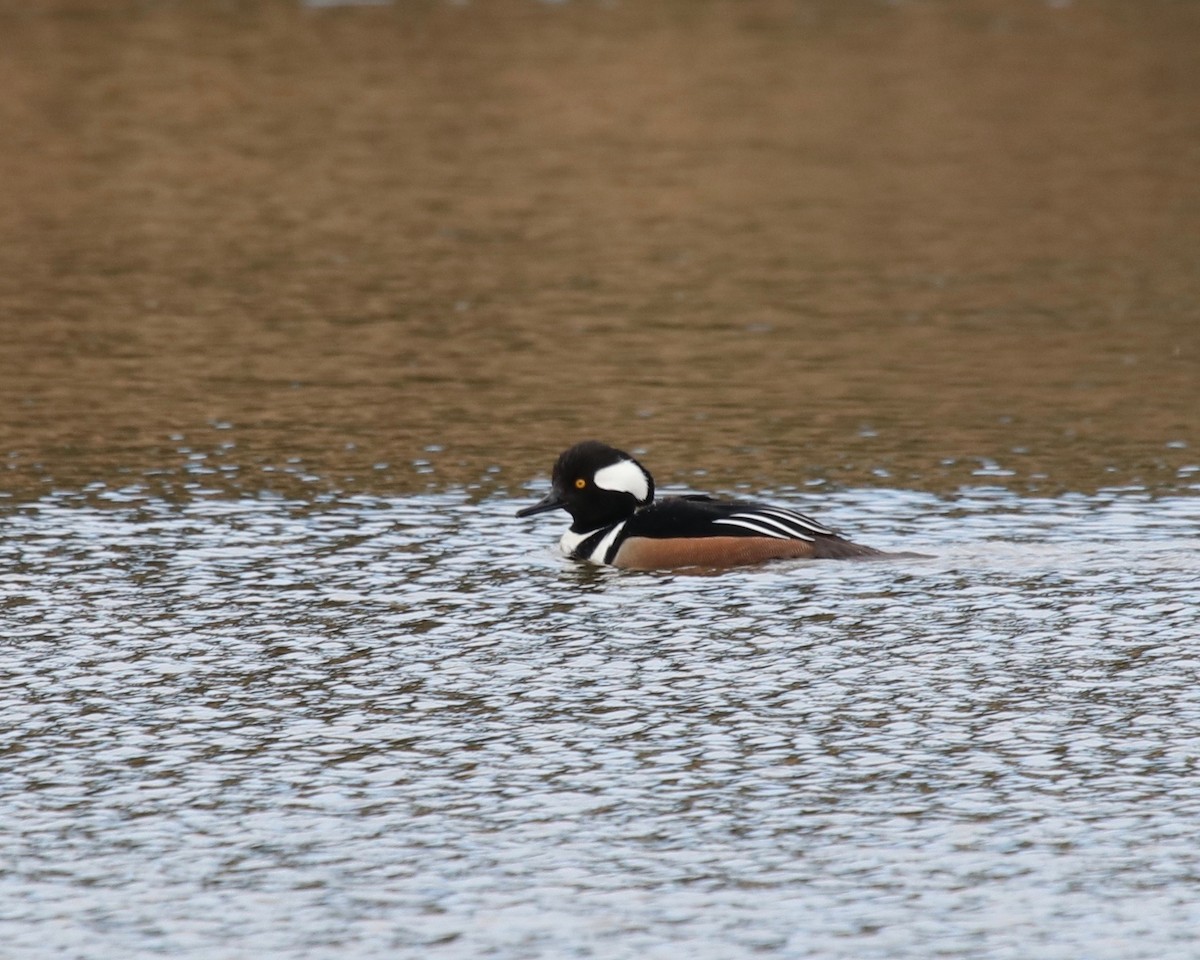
516,440 -> 905,569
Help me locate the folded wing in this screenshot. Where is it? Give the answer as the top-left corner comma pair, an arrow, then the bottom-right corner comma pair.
641,496 -> 837,541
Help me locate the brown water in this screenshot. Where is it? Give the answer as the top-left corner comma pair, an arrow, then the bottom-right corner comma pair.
3,3 -> 1200,959
1,0 -> 1197,499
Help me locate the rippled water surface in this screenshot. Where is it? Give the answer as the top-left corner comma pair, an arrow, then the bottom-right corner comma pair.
4,485 -> 1199,959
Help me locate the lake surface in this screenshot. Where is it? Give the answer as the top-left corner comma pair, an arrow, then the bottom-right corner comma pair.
3,485 -> 1200,958
2,0 -> 1199,957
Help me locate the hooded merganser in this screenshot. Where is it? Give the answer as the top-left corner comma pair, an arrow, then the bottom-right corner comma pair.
516,440 -> 900,570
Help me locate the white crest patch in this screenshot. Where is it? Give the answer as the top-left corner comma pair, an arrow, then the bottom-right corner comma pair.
593,459 -> 650,502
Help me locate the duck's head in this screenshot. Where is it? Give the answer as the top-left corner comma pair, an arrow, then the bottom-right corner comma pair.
516,440 -> 655,531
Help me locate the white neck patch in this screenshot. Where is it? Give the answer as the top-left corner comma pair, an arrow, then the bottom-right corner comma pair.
593,459 -> 651,503
560,521 -> 627,565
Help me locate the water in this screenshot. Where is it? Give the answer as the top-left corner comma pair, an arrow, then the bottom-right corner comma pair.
2,0 -> 1200,955
3,485 -> 1199,958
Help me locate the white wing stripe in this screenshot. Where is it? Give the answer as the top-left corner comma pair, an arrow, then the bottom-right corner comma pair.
714,511 -> 823,541
755,508 -> 833,536
712,518 -> 793,540
725,512 -> 812,539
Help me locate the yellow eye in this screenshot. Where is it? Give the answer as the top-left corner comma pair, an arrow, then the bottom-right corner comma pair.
574,478 -> 587,489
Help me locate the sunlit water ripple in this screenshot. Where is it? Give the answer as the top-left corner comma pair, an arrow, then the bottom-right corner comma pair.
2,485 -> 1199,959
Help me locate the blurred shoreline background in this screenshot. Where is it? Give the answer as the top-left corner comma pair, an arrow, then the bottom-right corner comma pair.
1,0 -> 1197,501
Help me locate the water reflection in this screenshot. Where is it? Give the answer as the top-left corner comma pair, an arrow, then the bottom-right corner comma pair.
3,486 -> 1199,957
